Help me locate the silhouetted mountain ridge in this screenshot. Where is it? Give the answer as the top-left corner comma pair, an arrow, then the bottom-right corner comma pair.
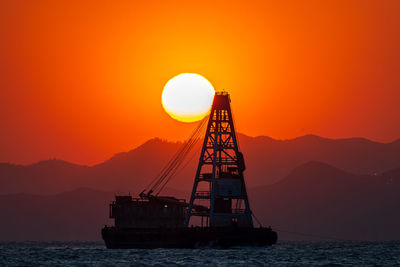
1,134 -> 400,194
276,160 -> 353,184
250,161 -> 400,240
1,161 -> 400,241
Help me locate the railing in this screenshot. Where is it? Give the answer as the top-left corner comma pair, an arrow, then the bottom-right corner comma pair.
195,191 -> 211,198
232,208 -> 246,214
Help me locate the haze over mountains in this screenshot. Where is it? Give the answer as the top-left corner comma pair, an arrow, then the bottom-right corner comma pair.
1,134 -> 400,195
251,161 -> 400,241
0,134 -> 399,241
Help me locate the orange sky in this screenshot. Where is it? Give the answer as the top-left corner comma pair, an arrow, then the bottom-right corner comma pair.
1,0 -> 399,165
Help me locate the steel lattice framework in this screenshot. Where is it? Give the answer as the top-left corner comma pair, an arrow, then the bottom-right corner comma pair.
185,92 -> 253,228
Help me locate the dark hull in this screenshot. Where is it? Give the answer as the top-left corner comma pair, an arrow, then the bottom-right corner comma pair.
102,226 -> 277,249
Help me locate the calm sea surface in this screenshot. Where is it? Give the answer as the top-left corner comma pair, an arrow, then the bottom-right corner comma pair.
0,241 -> 399,266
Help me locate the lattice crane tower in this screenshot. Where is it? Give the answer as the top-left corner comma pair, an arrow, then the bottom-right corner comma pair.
185,92 -> 253,228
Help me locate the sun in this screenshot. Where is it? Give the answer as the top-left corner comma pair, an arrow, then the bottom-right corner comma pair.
162,73 -> 215,122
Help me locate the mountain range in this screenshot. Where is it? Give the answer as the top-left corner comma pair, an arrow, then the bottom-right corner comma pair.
0,134 -> 399,241
1,134 -> 399,195
250,161 -> 400,241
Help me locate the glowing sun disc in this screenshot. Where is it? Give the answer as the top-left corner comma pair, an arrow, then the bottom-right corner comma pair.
162,73 -> 215,122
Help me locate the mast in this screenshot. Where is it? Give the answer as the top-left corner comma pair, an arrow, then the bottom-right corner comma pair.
185,92 -> 253,228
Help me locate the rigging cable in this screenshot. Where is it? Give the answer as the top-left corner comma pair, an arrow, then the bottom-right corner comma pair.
142,116 -> 208,196
152,118 -> 206,193
155,122 -> 206,195
251,212 -> 264,228
155,117 -> 207,195
143,118 -> 204,194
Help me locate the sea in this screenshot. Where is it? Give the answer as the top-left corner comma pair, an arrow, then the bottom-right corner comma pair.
0,241 -> 399,266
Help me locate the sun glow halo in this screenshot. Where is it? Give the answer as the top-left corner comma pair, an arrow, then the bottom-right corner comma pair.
162,74 -> 215,122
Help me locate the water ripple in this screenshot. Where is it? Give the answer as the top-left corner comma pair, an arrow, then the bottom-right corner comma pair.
0,241 -> 399,266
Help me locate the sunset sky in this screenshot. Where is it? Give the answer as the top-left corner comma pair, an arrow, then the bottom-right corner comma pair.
1,0 -> 399,165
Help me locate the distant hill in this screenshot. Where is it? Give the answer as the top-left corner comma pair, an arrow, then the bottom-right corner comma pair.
0,139 -> 183,195
0,188 -> 113,241
0,187 -> 186,241
240,134 -> 400,187
250,161 -> 400,241
0,134 -> 399,195
0,159 -> 90,195
1,162 -> 399,241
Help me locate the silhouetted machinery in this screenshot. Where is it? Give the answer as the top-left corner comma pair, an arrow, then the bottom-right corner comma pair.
102,92 -> 277,248
110,196 -> 187,228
